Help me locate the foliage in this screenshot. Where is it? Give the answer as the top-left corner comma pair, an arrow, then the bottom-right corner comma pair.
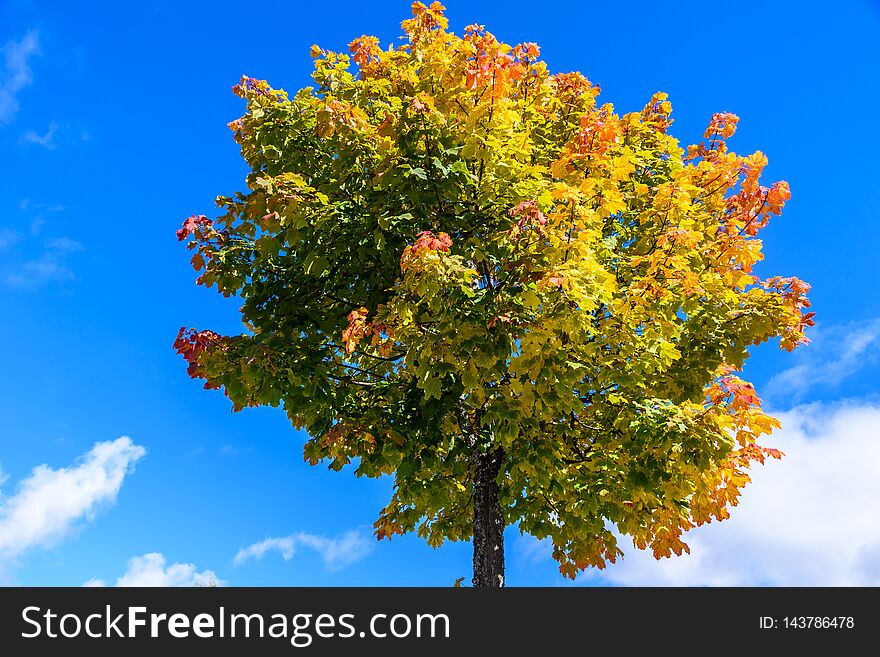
175,2 -> 813,579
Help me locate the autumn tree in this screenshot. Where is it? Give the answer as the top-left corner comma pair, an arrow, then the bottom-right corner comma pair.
175,3 -> 813,587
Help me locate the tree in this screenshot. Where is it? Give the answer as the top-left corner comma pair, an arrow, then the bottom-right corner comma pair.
174,2 -> 813,587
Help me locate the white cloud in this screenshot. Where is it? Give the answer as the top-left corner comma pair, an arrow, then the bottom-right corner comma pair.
234,537 -> 295,565
235,529 -> 374,571
0,437 -> 146,561
766,319 -> 880,402
84,553 -> 222,587
0,31 -> 40,125
295,531 -> 375,571
518,401 -> 880,586
20,121 -> 59,149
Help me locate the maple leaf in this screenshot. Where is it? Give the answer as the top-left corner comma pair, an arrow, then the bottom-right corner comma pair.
705,112 -> 739,139
176,214 -> 213,241
766,181 -> 791,215
342,307 -> 370,353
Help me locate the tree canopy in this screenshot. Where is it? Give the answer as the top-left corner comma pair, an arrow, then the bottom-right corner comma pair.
175,2 -> 813,582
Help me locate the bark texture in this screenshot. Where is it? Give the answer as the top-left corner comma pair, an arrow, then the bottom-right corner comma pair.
471,447 -> 505,587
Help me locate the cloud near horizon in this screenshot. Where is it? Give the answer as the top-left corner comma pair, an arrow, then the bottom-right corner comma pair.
516,400 -> 880,586
83,553 -> 222,587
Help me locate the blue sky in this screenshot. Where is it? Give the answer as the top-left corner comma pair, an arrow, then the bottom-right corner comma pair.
1,0 -> 879,587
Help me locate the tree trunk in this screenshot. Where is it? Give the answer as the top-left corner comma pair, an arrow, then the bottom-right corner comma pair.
471,447 -> 505,587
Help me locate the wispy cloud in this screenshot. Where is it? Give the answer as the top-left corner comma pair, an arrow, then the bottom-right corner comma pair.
45,237 -> 84,252
513,533 -> 552,567
234,529 -> 374,571
0,31 -> 40,125
3,201 -> 78,286
234,537 -> 295,564
5,252 -> 75,287
20,121 -> 58,149
18,199 -> 67,236
84,553 -> 222,587
517,401 -> 880,586
17,199 -> 65,213
2,234 -> 86,288
219,444 -> 253,457
0,437 -> 146,563
0,228 -> 20,250
765,319 -> 880,402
